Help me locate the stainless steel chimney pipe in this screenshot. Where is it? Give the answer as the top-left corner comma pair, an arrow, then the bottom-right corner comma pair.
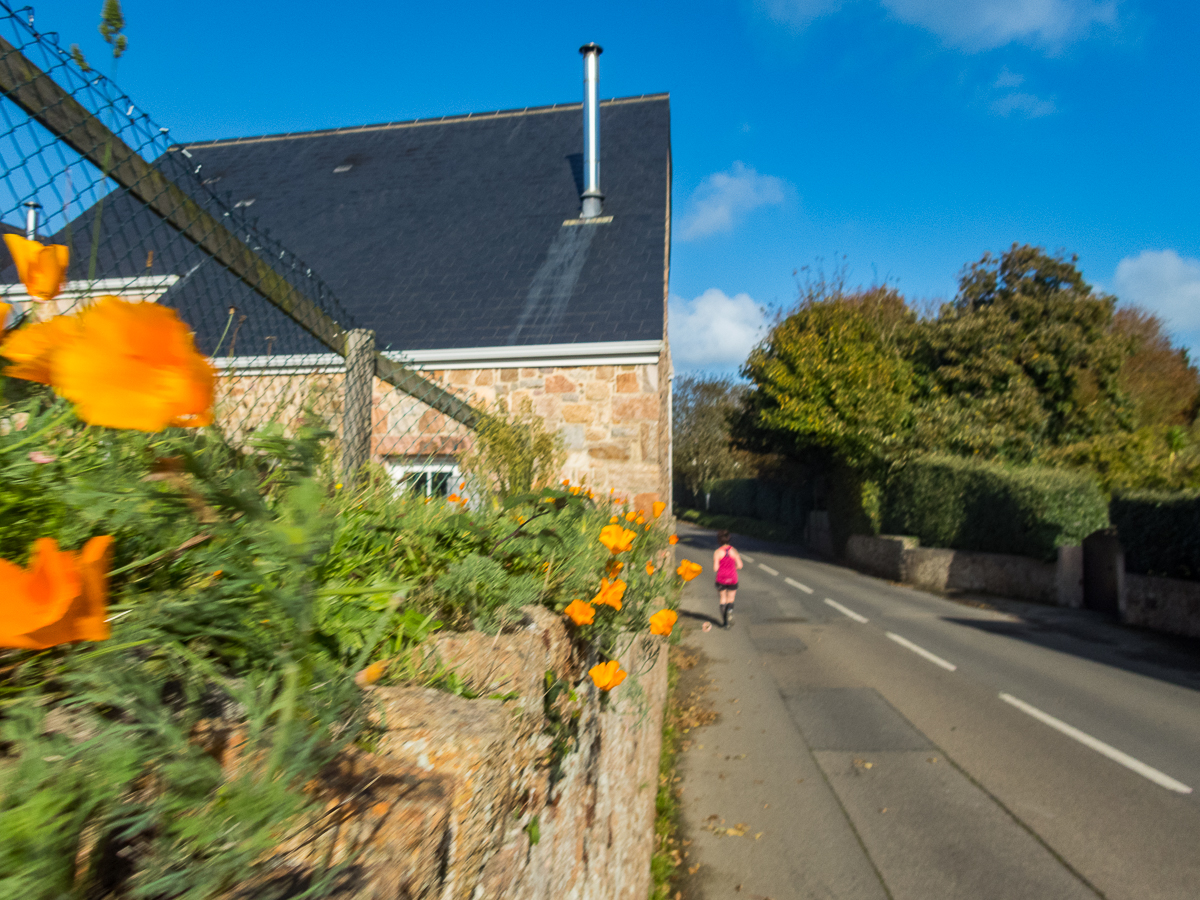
579,42 -> 603,219
23,201 -> 40,240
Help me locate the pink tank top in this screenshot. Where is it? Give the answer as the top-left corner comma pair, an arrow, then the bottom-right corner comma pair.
716,547 -> 738,584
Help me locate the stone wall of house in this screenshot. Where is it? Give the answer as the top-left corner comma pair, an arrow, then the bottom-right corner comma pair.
270,607 -> 668,900
213,352 -> 670,503
424,356 -> 669,501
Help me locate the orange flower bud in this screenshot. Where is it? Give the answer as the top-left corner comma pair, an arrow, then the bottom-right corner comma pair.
592,577 -> 627,611
645,561 -> 655,575
0,535 -> 113,649
652,501 -> 666,518
668,535 -> 679,545
589,659 -> 627,691
563,599 -> 595,626
676,560 -> 702,582
3,234 -> 69,302
649,609 -> 678,636
355,659 -> 389,687
598,524 -> 636,554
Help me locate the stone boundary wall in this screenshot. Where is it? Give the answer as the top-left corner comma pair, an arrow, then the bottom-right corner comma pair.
271,606 -> 668,900
847,535 -> 1200,641
845,535 -> 1083,607
1123,574 -> 1200,640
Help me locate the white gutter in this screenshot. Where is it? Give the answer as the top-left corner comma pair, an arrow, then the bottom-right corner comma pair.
211,340 -> 664,375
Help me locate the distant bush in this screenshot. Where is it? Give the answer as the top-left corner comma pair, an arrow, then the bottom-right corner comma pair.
882,455 -> 1108,562
1111,490 -> 1200,580
706,478 -> 758,518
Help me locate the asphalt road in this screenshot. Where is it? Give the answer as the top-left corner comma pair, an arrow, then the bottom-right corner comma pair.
673,523 -> 1200,900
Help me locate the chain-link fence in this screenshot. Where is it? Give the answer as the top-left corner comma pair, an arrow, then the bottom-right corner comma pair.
0,3 -> 478,488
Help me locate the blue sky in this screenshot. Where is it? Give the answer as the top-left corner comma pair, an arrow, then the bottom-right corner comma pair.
39,0 -> 1200,374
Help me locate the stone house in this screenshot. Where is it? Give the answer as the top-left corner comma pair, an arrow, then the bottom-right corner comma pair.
172,70 -> 672,504
2,52 -> 673,505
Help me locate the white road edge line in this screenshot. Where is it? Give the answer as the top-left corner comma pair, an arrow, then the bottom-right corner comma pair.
886,632 -> 957,671
759,563 -> 779,576
824,598 -> 868,623
999,693 -> 1192,795
741,553 -> 755,563
785,577 -> 814,594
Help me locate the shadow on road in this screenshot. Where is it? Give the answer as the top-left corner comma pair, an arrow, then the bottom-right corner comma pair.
943,612 -> 1200,695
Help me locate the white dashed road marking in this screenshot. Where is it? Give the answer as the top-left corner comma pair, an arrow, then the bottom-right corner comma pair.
886,632 -> 958,671
824,598 -> 868,623
999,693 -> 1192,794
759,563 -> 779,576
741,553 -> 755,563
784,577 -> 814,594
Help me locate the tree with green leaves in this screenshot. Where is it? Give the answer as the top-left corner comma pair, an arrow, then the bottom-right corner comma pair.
737,286 -> 916,472
910,244 -> 1131,461
672,375 -> 751,502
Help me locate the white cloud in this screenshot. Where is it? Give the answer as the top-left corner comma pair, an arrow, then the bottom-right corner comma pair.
880,0 -> 1118,50
678,162 -> 786,241
669,289 -> 768,372
758,0 -> 1118,50
759,0 -> 845,29
994,66 -> 1024,88
1115,250 -> 1200,354
991,91 -> 1057,117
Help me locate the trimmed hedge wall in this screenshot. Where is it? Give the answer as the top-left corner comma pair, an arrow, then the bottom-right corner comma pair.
1111,491 -> 1200,581
678,478 -> 811,534
881,455 -> 1108,562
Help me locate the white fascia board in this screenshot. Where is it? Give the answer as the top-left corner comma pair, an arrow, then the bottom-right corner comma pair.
389,339 -> 664,370
209,340 -> 664,376
0,275 -> 180,302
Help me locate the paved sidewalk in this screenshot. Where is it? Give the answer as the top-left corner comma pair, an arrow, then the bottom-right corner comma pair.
672,532 -> 889,900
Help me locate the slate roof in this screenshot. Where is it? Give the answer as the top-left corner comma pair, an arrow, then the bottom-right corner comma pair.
179,95 -> 670,354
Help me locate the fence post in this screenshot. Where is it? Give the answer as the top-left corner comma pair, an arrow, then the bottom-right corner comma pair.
343,328 -> 376,477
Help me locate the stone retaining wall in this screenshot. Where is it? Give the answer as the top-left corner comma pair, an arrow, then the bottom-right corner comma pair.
1123,574 -> 1200,640
271,606 -> 668,899
845,535 -> 1082,607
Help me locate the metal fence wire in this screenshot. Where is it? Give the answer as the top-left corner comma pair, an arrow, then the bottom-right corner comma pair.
0,3 -> 479,489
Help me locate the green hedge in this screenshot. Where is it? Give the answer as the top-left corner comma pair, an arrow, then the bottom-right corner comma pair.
693,478 -> 811,532
881,455 -> 1108,562
1111,491 -> 1200,580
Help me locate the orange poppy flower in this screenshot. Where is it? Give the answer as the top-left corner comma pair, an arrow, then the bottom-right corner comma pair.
589,659 -> 627,691
3,234 -> 69,301
592,577 -> 627,611
676,559 -> 703,582
609,515 -> 619,524
599,524 -> 636,554
649,609 -> 678,636
355,659 -> 389,687
563,599 -> 595,626
606,559 -> 624,578
0,313 -> 80,384
48,297 -> 216,431
625,511 -> 637,522
0,535 -> 113,649
668,535 -> 679,545
645,561 -> 655,575
652,501 -> 666,518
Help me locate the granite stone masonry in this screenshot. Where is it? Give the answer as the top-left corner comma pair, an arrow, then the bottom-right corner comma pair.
267,606 -> 668,900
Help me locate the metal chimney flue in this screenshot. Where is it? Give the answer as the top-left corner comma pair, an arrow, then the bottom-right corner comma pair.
23,201 -> 40,240
579,42 -> 603,219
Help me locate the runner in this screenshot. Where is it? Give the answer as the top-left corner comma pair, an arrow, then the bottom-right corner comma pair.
713,530 -> 743,628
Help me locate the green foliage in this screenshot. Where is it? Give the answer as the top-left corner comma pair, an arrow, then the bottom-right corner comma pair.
0,396 -> 362,899
739,286 -> 915,471
881,455 -> 1109,562
910,244 -> 1131,460
459,398 -> 564,499
675,507 -> 798,544
99,0 -> 128,59
1110,490 -> 1200,580
672,376 -> 752,499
